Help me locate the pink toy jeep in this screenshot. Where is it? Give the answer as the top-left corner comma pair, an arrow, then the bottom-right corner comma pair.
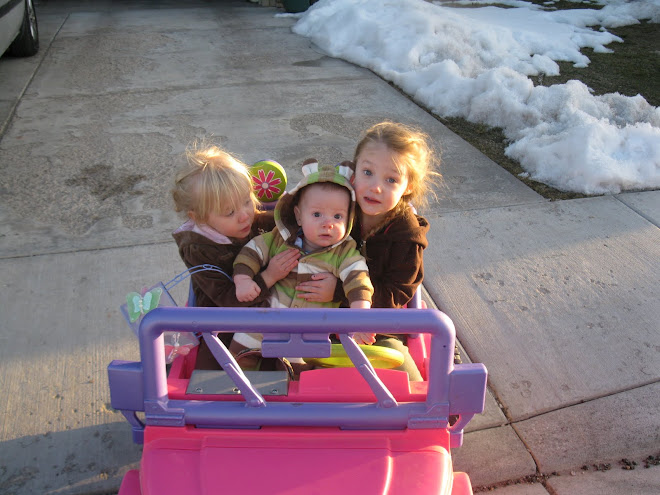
108,306 -> 487,494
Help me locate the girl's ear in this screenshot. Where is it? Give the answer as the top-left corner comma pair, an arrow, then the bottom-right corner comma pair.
187,211 -> 197,222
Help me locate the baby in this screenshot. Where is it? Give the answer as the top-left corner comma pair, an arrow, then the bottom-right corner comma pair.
231,160 -> 374,359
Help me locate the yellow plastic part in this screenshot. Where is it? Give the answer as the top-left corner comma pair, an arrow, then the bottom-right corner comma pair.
304,343 -> 405,369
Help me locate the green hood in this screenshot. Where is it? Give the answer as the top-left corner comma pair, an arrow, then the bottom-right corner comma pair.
274,159 -> 356,248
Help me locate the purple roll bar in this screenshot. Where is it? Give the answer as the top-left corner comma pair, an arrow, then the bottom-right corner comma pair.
108,307 -> 487,448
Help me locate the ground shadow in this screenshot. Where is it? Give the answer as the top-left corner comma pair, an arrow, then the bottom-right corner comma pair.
0,423 -> 141,495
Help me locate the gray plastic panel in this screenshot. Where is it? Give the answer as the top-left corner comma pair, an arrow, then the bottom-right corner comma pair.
186,370 -> 290,396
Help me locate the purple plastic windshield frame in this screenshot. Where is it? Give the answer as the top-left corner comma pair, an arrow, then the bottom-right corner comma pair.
123,307 -> 486,445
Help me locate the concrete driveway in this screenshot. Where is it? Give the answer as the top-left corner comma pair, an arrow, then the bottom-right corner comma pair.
1,1 -> 658,494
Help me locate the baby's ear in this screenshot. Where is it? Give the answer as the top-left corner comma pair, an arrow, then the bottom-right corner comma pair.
293,205 -> 302,226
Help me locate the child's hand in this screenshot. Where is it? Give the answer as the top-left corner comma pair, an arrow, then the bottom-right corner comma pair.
236,280 -> 260,302
352,332 -> 376,345
262,249 -> 300,287
295,272 -> 338,303
234,275 -> 261,302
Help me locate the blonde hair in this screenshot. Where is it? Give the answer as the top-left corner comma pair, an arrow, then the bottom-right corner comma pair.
354,121 -> 440,209
172,143 -> 256,223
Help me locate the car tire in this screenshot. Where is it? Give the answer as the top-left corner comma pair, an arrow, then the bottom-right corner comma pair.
7,0 -> 39,57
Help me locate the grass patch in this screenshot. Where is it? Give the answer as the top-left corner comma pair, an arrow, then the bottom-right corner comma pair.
540,21 -> 660,107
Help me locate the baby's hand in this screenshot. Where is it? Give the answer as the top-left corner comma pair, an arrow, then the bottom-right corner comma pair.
262,249 -> 300,287
352,332 -> 376,345
235,275 -> 261,302
296,272 -> 338,303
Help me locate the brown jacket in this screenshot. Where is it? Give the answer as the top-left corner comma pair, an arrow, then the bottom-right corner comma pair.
337,206 -> 429,308
172,211 -> 276,308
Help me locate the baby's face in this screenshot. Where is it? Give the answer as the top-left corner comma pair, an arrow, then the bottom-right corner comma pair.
294,186 -> 349,251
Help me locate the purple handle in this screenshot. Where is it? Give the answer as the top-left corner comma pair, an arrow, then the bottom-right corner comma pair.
111,307 -> 487,441
139,308 -> 454,403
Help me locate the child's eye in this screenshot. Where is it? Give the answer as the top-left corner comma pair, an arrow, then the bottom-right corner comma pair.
387,177 -> 397,184
363,169 -> 372,176
313,212 -> 321,218
334,214 -> 343,220
226,210 -> 235,217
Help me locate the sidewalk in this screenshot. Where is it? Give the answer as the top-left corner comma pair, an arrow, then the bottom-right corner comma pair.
0,1 -> 658,494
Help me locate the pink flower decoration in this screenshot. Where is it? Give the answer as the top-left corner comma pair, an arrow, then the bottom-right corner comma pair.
252,169 -> 283,199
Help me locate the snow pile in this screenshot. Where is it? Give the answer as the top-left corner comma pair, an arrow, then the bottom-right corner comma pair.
292,0 -> 660,194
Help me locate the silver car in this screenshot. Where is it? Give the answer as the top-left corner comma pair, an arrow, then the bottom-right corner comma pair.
0,0 -> 38,57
